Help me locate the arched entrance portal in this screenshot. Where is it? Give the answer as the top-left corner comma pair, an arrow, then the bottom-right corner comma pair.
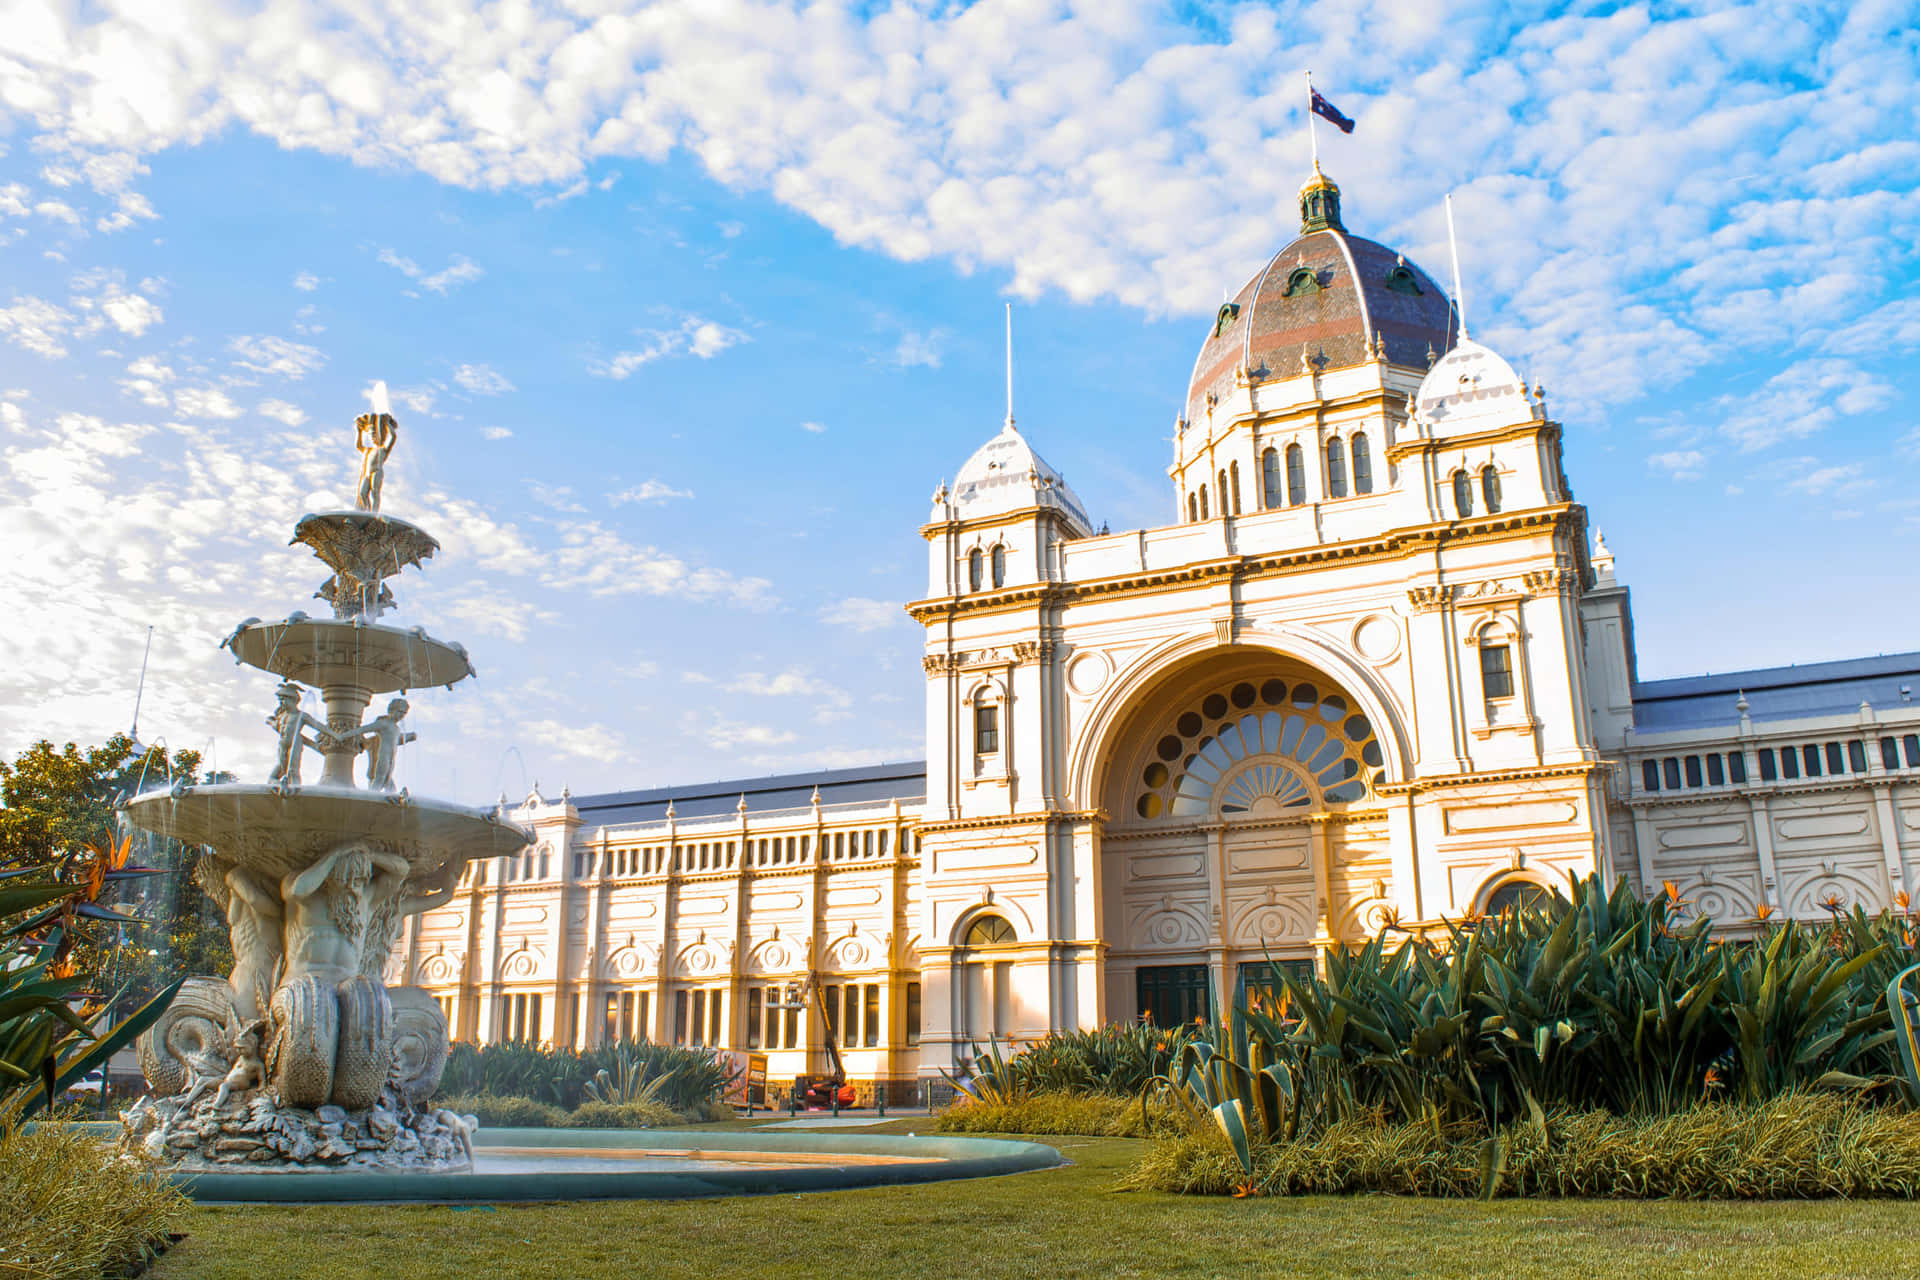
1096,651 -> 1400,1023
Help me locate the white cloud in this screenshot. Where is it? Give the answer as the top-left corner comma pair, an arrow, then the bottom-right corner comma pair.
724,669 -> 840,700
819,597 -> 903,633
118,355 -> 175,407
1647,449 -> 1707,480
99,291 -> 161,336
801,420 -> 826,434
482,426 -> 513,440
34,200 -> 81,226
1716,360 -> 1896,452
293,271 -> 321,292
718,221 -> 744,238
891,330 -> 943,369
229,335 -> 326,380
174,386 -> 245,420
379,248 -> 485,295
0,184 -> 30,218
591,315 -> 748,379
0,297 -> 75,358
1786,459 -> 1870,497
257,399 -> 308,427
609,480 -> 693,505
704,718 -> 798,751
453,363 -> 514,395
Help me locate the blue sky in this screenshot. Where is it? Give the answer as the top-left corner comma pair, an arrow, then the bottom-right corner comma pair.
0,1 -> 1915,800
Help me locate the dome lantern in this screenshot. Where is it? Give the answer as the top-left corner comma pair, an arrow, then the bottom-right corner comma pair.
1299,164 -> 1344,233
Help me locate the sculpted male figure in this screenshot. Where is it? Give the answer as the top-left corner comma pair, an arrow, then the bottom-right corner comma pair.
353,698 -> 416,792
355,411 -> 398,512
281,844 -> 410,984
267,682 -> 331,790
197,859 -> 284,1022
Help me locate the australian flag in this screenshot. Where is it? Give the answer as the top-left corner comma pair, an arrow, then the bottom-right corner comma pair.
1311,87 -> 1355,134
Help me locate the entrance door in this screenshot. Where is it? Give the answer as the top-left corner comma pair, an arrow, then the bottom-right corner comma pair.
1136,964 -> 1209,1026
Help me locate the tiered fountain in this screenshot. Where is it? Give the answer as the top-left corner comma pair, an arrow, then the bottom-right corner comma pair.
119,393 -> 531,1173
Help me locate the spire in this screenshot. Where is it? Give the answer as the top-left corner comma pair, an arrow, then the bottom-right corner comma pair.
1445,192 -> 1470,342
1003,302 -> 1016,432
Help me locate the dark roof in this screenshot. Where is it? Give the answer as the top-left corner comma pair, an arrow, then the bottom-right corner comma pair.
1632,652 -> 1920,733
570,761 -> 928,827
1186,225 -> 1456,426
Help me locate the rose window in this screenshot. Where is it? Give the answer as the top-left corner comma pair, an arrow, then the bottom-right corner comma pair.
1132,677 -> 1384,820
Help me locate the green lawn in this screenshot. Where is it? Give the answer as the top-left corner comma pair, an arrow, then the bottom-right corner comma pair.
153,1119 -> 1920,1280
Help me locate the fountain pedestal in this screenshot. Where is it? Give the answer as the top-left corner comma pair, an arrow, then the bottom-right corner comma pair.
119,407 -> 528,1174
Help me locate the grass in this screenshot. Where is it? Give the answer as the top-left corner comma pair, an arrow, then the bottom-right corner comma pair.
3,1116 -> 186,1280
148,1117 -> 1920,1280
934,1091 -> 1176,1138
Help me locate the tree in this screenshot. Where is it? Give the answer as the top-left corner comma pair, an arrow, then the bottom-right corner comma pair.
0,735 -> 230,1008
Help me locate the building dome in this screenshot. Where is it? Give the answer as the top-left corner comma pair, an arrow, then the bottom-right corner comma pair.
1184,168 -> 1457,426
947,422 -> 1092,533
1412,339 -> 1533,435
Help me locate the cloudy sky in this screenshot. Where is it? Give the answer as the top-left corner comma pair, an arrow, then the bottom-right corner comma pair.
0,0 -> 1915,801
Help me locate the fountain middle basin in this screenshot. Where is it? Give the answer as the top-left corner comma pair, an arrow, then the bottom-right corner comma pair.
167,1128 -> 1064,1203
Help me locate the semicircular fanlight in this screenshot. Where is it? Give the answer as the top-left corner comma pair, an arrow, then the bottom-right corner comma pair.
1136,679 -> 1381,821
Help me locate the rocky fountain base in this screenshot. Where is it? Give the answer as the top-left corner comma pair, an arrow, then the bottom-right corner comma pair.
122,1089 -> 475,1173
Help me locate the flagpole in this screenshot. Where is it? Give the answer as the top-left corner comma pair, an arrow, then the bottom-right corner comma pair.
1306,69 -> 1319,168
1004,302 -> 1014,429
1445,193 -> 1469,342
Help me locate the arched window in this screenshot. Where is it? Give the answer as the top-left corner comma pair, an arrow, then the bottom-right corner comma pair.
1481,464 -> 1502,514
990,544 -> 1006,588
1261,448 -> 1282,508
1199,484 -> 1209,519
1325,436 -> 1347,498
967,548 -> 983,592
1188,492 -> 1198,522
1285,444 -> 1306,507
963,915 -> 1016,947
960,914 -> 1016,1043
1482,877 -> 1551,917
1351,433 -> 1373,494
1217,469 -> 1228,516
1229,461 -> 1242,513
1452,469 -> 1473,518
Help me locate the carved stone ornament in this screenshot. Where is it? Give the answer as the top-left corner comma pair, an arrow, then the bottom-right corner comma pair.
1406,584 -> 1455,612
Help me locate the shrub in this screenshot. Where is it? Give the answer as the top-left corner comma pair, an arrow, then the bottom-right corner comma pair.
1124,1093 -> 1920,1199
437,1092 -> 568,1129
568,1099 -> 685,1130
437,1039 -> 734,1114
1,1116 -> 187,1280
935,1091 -> 1182,1138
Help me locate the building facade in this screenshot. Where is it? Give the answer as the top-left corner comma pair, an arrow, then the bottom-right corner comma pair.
390,168 -> 1920,1098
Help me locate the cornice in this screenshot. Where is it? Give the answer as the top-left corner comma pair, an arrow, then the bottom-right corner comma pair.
918,809 -> 1106,835
905,503 -> 1584,622
1384,418 -> 1562,464
1372,759 -> 1609,797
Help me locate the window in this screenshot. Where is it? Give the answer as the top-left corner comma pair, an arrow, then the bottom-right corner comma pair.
1484,878 -> 1552,916
1325,436 -> 1347,498
1883,737 -> 1900,771
1452,469 -> 1474,517
1481,464 -> 1502,514
1199,484 -> 1210,519
1136,965 -> 1208,1027
974,704 -> 1000,754
1803,744 -> 1822,777
1285,443 -> 1306,506
1728,751 -> 1746,783
1782,747 -> 1801,780
1707,753 -> 1725,786
1907,735 -> 1920,768
674,990 -> 689,1044
905,982 -> 922,1045
863,984 -> 880,1048
1822,742 -> 1842,774
1188,492 -> 1198,521
1642,760 -> 1660,791
1351,432 -> 1373,494
1217,469 -> 1228,515
1684,755 -> 1702,788
822,984 -> 840,1043
1849,740 -> 1868,774
1261,448 -> 1282,508
1663,757 -> 1681,789
991,544 -> 1006,588
1480,643 -> 1514,699
1229,461 -> 1242,513
843,985 -> 860,1048
1758,748 -> 1777,781
746,988 -> 763,1050
964,914 -> 1016,947
566,994 -> 580,1048
967,548 -> 983,592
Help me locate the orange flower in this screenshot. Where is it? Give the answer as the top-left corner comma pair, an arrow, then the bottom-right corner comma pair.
1704,1066 -> 1725,1092
1820,891 -> 1846,914
1898,890 -> 1913,913
1753,902 -> 1777,922
1232,1178 -> 1262,1198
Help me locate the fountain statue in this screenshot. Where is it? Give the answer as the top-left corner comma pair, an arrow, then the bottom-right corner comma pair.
117,392 -> 531,1173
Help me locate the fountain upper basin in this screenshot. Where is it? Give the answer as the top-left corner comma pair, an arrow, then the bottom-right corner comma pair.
225,617 -> 474,694
122,782 -> 530,881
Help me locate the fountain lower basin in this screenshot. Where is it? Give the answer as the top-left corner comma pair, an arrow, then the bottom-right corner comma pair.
163,1128 -> 1063,1203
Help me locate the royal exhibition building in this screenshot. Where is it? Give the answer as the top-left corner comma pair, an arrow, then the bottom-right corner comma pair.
386,169 -> 1920,1103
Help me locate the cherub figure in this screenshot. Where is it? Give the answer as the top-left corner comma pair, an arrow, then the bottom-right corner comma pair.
355,411 -> 399,512
179,1018 -> 265,1112
349,698 -> 416,791
268,682 -> 332,790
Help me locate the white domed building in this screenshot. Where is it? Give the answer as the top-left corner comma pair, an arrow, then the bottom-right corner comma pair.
393,169 -> 1920,1100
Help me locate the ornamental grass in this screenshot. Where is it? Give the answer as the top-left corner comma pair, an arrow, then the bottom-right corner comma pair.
934,1090 -> 1182,1138
1123,1093 -> 1920,1199
436,1093 -> 694,1130
0,1116 -> 186,1280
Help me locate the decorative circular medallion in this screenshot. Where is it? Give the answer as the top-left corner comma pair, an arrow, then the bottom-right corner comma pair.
1353,614 -> 1401,663
1067,651 -> 1111,697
